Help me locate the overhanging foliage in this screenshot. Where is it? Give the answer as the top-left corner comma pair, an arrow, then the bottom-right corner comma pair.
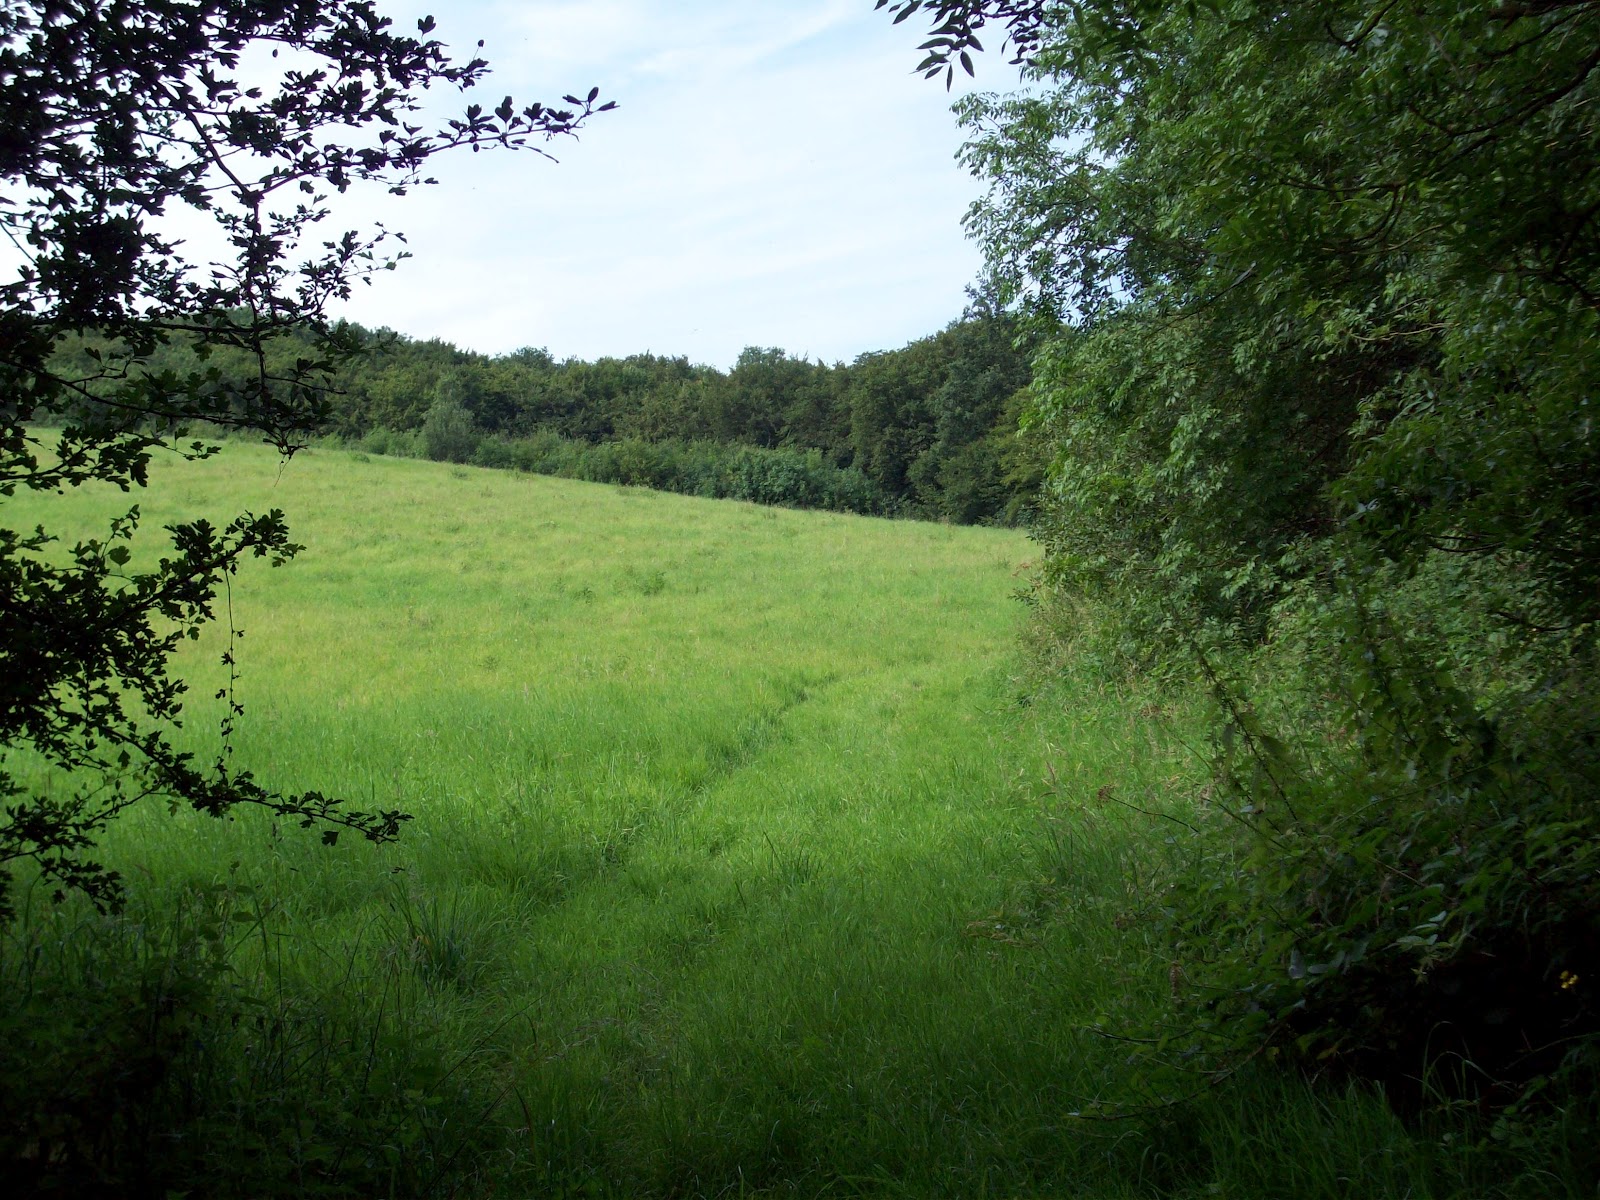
0,0 -> 612,916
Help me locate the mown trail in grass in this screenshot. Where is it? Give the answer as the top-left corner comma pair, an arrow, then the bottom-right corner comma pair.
11,444 -> 1464,1198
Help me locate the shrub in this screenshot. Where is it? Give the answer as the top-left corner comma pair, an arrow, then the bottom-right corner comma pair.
612,437 -> 671,488
421,399 -> 481,464
1139,593 -> 1600,1125
356,425 -> 425,459
468,434 -> 520,471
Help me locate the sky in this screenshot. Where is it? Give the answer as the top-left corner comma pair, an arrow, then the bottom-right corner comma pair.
313,1 -> 1018,369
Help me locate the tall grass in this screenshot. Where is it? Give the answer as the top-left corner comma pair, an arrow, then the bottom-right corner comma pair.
0,444 -> 1544,1197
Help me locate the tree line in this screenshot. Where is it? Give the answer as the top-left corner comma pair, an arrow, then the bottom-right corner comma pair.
56,311 -> 1042,523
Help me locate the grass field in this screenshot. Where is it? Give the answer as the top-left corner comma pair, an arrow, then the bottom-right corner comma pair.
2,443 -> 1516,1198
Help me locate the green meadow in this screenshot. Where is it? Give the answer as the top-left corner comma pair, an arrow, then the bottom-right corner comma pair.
4,444 -> 1494,1197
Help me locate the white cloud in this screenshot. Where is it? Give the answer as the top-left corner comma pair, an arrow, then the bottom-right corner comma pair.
2,1 -> 1011,369
285,3 -> 1016,367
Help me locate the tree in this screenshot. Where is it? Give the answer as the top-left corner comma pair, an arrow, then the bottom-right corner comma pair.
888,0 -> 1600,1112
892,0 -> 1600,640
708,347 -> 817,448
0,0 -> 613,918
421,392 -> 481,463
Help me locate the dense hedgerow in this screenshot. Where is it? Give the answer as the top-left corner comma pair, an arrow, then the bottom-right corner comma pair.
952,0 -> 1600,1122
354,423 -> 894,517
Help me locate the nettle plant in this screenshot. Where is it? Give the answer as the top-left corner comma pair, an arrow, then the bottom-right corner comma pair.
0,0 -> 612,918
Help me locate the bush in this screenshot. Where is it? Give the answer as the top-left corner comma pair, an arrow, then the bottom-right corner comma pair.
612,437 -> 671,488
421,399 -> 480,464
355,425 -> 425,459
467,434 -> 519,470
1138,592 -> 1600,1125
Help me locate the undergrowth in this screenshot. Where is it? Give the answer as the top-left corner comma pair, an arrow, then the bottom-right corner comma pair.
0,880 -> 504,1199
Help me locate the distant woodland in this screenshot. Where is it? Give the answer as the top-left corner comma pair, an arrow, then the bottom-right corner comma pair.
55,312 -> 1042,524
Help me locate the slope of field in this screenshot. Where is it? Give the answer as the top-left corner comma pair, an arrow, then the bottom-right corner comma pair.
4,444 -> 1459,1198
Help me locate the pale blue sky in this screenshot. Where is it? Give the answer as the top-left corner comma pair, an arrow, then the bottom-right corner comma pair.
320,1 -> 1012,368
